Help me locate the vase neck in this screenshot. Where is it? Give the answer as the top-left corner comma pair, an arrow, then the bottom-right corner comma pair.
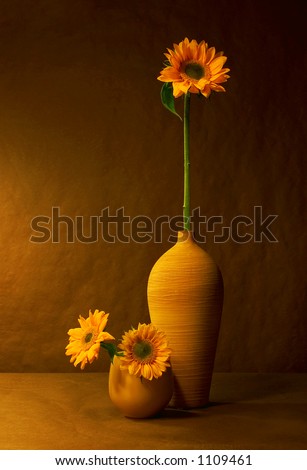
177,230 -> 194,243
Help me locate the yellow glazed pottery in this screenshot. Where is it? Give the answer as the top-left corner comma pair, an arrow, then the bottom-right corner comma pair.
147,230 -> 223,409
108,356 -> 173,418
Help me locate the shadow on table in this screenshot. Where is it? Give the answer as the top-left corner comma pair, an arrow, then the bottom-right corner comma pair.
155,401 -> 230,420
210,373 -> 307,404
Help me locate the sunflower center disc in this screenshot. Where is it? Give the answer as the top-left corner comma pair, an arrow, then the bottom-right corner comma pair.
85,332 -> 93,343
133,341 -> 153,361
184,62 -> 204,80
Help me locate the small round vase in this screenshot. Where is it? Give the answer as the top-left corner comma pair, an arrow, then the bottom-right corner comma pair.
108,356 -> 173,418
147,230 -> 223,409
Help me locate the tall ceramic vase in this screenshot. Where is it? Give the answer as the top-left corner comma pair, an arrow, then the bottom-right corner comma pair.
147,230 -> 223,409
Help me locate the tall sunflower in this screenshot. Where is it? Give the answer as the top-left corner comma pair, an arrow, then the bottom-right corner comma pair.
65,309 -> 115,369
157,37 -> 230,231
158,37 -> 230,98
118,323 -> 172,380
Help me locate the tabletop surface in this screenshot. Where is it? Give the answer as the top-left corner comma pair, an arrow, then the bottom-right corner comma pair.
0,372 -> 306,450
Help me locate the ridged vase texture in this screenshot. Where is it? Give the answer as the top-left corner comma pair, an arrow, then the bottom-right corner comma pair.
147,230 -> 223,409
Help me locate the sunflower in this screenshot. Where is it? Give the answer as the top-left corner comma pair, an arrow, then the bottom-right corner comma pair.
158,37 -> 230,98
65,309 -> 115,369
118,323 -> 172,380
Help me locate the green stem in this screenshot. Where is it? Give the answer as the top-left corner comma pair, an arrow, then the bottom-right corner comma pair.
100,342 -> 124,363
183,92 -> 191,231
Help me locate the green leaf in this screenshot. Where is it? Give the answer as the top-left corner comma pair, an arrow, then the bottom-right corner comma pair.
100,342 -> 124,363
160,83 -> 182,120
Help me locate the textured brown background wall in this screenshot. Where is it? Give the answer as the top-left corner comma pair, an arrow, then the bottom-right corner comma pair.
0,0 -> 306,373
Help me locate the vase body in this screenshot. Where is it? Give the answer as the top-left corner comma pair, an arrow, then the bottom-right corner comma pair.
147,230 -> 223,409
108,356 -> 173,418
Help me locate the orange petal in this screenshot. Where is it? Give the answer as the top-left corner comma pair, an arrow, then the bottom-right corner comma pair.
98,331 -> 115,342
67,327 -> 83,339
78,315 -> 87,329
172,82 -> 185,98
201,85 -> 212,98
142,363 -> 153,380
206,47 -> 216,64
210,56 -> 228,73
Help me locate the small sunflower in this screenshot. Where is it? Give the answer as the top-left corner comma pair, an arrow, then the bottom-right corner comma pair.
118,323 -> 172,380
65,309 -> 115,369
158,37 -> 230,98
